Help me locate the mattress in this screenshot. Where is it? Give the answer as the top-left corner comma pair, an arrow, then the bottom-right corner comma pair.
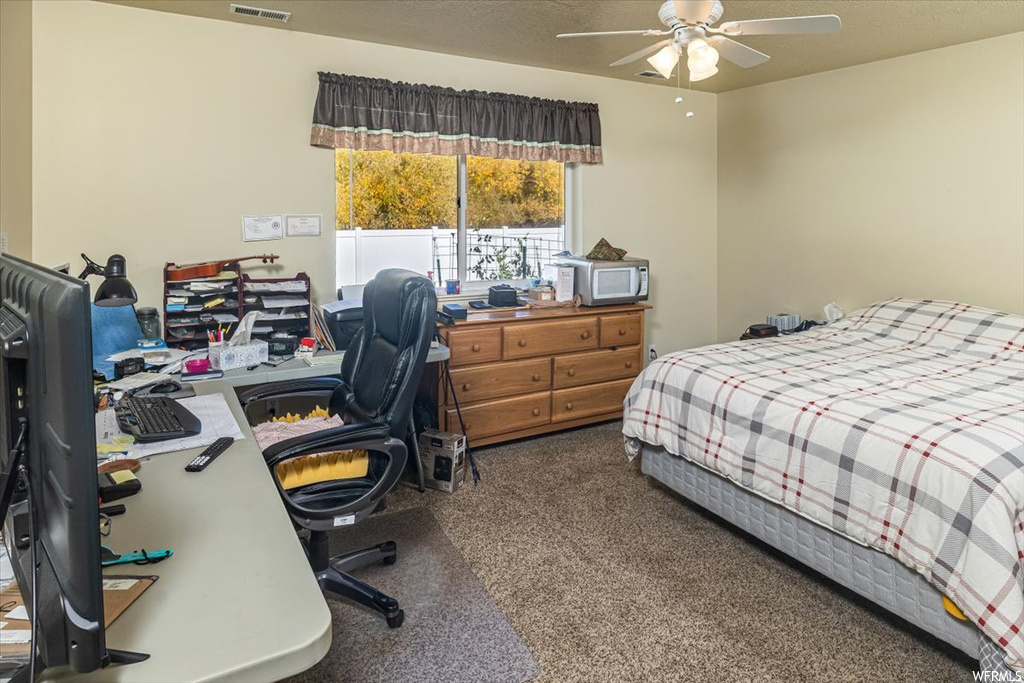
641,443 -> 1017,678
623,298 -> 1024,673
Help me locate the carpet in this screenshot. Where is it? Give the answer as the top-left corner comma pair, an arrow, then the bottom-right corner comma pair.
386,421 -> 975,683
285,507 -> 539,683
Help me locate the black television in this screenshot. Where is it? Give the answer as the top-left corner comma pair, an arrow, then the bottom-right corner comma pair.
0,254 -> 142,680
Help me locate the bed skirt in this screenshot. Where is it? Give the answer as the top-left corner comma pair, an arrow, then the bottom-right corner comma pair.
640,443 -> 1016,677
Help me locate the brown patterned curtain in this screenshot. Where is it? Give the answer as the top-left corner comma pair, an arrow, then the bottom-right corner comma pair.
310,72 -> 603,164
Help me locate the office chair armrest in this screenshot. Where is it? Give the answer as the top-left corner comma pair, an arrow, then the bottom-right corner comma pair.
262,422 -> 391,469
239,377 -> 345,427
237,377 -> 343,405
264,424 -> 407,529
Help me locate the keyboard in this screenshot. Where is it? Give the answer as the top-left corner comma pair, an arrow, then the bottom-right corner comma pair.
115,396 -> 202,443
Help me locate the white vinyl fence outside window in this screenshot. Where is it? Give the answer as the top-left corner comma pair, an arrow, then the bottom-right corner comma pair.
336,225 -> 565,288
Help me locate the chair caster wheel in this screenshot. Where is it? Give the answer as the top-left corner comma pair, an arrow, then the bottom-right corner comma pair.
386,610 -> 404,629
383,554 -> 397,566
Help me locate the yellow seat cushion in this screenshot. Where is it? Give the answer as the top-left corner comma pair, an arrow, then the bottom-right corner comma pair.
276,450 -> 369,490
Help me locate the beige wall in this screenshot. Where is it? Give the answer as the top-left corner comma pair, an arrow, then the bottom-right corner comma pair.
31,0 -> 718,353
717,32 -> 1024,341
0,0 -> 32,259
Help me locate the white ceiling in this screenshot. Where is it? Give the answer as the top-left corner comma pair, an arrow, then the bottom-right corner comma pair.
100,0 -> 1024,92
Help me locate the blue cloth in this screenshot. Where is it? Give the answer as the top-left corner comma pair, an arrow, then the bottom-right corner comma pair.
91,304 -> 144,380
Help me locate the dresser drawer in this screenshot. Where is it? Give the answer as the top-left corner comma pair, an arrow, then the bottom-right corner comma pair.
448,358 -> 551,403
503,318 -> 598,359
447,392 -> 551,441
447,327 -> 502,367
552,346 -> 641,389
599,313 -> 642,348
551,378 -> 634,422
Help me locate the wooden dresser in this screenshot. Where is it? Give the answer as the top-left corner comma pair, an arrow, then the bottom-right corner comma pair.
437,304 -> 650,447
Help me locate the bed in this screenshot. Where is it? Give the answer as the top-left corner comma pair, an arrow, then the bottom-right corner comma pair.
622,298 -> 1024,676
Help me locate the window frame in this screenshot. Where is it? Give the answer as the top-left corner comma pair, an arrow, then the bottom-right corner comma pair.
337,150 -> 578,292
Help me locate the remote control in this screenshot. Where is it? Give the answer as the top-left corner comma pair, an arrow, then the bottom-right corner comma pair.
185,437 -> 234,472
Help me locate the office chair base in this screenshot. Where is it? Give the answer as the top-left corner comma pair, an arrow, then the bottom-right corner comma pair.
316,565 -> 404,629
309,533 -> 404,628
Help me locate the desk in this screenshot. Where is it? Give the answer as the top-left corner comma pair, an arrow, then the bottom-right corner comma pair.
211,344 -> 450,387
41,382 -> 332,683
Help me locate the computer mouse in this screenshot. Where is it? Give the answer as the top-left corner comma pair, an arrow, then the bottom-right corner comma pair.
150,380 -> 182,394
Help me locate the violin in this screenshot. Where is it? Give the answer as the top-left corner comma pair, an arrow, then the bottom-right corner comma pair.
165,255 -> 279,282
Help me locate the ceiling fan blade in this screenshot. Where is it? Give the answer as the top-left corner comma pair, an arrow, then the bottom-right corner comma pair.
707,36 -> 770,68
557,29 -> 671,39
609,39 -> 674,67
718,15 -> 842,36
671,0 -> 716,23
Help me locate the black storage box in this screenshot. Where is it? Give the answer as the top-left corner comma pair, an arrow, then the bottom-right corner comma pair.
324,303 -> 364,350
488,284 -> 519,307
442,303 -> 467,320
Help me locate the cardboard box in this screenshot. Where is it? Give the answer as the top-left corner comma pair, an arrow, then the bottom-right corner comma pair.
418,429 -> 467,493
542,264 -> 575,302
528,286 -> 554,301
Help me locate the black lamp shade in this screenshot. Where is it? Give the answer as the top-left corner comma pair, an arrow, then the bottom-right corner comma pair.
91,254 -> 138,307
94,276 -> 138,307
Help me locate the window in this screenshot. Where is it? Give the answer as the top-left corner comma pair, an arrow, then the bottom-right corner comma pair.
335,150 -> 568,289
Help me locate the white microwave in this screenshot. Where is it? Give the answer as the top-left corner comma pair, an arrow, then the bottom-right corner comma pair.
558,256 -> 649,306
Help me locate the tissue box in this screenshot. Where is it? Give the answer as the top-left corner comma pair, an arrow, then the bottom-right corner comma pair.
542,264 -> 575,302
208,339 -> 269,371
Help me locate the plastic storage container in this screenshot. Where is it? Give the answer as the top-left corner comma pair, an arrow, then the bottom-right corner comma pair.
136,307 -> 161,340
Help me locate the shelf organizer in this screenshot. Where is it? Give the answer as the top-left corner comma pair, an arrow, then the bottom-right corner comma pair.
162,262 -> 243,351
241,272 -> 313,344
162,264 -> 312,349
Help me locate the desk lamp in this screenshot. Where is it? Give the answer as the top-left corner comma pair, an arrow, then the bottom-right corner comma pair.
78,253 -> 138,307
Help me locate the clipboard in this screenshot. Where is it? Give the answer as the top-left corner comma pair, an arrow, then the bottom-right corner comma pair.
0,575 -> 158,658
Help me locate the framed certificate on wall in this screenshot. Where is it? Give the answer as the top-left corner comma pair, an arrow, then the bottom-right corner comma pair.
242,215 -> 284,242
285,214 -> 323,238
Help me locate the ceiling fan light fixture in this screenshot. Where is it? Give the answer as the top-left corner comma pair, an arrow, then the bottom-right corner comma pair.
688,64 -> 719,82
647,44 -> 680,79
686,38 -> 720,72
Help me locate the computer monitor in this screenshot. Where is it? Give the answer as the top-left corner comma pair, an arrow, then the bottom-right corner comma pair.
0,254 -> 136,679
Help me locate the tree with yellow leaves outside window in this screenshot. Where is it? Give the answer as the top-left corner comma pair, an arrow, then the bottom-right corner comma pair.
336,151 -> 563,230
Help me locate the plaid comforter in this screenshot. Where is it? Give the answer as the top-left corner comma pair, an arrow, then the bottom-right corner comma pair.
623,299 -> 1024,672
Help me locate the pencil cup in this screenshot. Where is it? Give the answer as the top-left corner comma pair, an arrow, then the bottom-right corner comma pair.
207,341 -> 225,370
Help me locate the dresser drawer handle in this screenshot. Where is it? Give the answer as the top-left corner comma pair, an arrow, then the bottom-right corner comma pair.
618,328 -> 627,336
462,383 -> 472,391
565,402 -> 574,411
518,339 -> 527,347
567,368 -> 577,377
532,373 -> 541,381
471,343 -> 481,352
625,361 -> 633,368
532,408 -> 541,417
580,331 -> 591,340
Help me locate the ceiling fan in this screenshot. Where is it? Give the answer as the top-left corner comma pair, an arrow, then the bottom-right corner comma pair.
557,0 -> 841,82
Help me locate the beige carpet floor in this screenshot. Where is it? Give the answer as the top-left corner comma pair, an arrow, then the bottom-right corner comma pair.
387,421 -> 974,683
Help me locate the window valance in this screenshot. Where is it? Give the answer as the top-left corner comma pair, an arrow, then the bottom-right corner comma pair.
310,72 -> 603,164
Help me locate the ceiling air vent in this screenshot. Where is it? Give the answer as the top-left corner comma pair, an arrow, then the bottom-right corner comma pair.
634,70 -> 668,80
229,4 -> 291,22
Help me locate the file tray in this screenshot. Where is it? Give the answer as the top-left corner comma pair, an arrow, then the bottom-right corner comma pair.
209,339 -> 269,371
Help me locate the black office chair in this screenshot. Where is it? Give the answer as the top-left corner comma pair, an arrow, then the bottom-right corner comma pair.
238,269 -> 436,628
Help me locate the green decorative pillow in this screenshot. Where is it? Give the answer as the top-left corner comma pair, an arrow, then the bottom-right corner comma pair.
586,238 -> 627,261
